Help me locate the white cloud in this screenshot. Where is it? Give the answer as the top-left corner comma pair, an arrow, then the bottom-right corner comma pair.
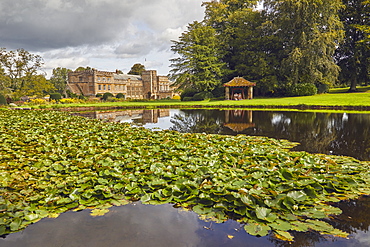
0,0 -> 205,77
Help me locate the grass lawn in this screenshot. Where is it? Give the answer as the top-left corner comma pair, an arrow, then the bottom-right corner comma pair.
17,86 -> 370,111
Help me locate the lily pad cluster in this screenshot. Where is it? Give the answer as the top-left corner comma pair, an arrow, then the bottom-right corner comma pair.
1,110 -> 370,241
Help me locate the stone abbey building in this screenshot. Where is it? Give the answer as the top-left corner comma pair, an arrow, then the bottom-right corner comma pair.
68,69 -> 174,99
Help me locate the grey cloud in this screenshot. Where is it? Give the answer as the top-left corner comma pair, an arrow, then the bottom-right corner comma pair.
0,0 -> 204,52
0,0 -> 147,50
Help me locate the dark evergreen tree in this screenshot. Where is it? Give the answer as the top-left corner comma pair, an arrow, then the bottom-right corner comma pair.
335,0 -> 370,91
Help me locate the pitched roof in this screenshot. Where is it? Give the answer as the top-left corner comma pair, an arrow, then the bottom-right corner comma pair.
224,77 -> 256,87
224,123 -> 255,132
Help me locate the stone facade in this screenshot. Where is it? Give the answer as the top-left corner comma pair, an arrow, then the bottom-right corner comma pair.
68,69 -> 174,99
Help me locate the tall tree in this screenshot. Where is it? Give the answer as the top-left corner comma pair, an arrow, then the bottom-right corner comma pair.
50,67 -> 72,96
169,21 -> 226,92
0,48 -> 44,92
0,66 -> 11,96
202,0 -> 280,95
13,75 -> 55,98
128,63 -> 145,75
335,0 -> 370,91
263,0 -> 344,90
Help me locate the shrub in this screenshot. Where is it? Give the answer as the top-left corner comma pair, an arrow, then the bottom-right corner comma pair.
172,95 -> 181,100
102,92 -> 114,101
49,93 -> 62,101
192,91 -> 214,101
29,98 -> 47,105
286,83 -> 317,97
317,84 -> 329,94
60,98 -> 80,104
96,94 -> 103,97
182,97 -> 193,101
116,93 -> 125,99
0,94 -> 7,105
181,88 -> 198,101
78,95 -> 86,100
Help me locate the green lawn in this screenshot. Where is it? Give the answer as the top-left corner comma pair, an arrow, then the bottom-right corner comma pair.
21,88 -> 370,110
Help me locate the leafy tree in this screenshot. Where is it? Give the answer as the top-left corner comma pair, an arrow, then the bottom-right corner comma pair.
335,0 -> 370,91
13,75 -> 55,98
128,63 -> 145,75
0,66 -> 11,96
202,0 -> 279,96
50,67 -> 72,96
0,48 -> 44,92
75,66 -> 92,71
263,0 -> 344,90
169,21 -> 226,92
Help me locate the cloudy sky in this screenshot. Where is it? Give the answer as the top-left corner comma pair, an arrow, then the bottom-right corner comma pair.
0,0 -> 205,77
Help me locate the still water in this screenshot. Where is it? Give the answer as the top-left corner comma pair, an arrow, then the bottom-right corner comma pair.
2,109 -> 370,247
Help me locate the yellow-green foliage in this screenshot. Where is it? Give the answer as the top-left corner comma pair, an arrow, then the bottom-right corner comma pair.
60,98 -> 82,104
172,95 -> 181,100
28,98 -> 47,105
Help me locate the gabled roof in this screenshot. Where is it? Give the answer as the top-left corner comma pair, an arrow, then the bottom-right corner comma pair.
224,77 -> 256,87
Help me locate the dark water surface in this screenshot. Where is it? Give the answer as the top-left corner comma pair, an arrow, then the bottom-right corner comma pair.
3,109 -> 370,247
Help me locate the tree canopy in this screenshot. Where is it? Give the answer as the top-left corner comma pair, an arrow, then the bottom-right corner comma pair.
128,63 -> 145,75
0,48 -> 54,98
170,0 -> 369,97
50,67 -> 72,96
170,21 -> 226,92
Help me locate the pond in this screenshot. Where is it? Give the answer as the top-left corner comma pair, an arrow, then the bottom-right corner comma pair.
2,108 -> 370,247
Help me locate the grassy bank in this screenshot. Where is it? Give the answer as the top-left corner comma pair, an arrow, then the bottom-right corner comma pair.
15,87 -> 370,111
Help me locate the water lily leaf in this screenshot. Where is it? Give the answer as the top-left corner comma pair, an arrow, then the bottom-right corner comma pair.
10,218 -> 22,231
244,223 -> 270,236
268,220 -> 292,231
90,208 -> 110,217
25,213 -> 39,222
255,207 -> 277,222
0,226 -> 6,236
274,230 -> 294,241
287,191 -> 307,202
141,194 -> 151,203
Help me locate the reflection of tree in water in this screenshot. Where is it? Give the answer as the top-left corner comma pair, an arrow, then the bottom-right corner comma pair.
243,111 -> 370,161
169,110 -> 224,134
268,196 -> 370,247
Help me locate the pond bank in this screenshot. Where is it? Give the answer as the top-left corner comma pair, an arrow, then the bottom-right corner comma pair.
42,104 -> 370,113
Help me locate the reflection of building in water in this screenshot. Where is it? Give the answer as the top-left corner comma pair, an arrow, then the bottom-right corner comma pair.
224,110 -> 255,132
75,109 -> 170,124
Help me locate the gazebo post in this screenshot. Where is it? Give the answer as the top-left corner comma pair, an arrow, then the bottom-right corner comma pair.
248,86 -> 253,99
225,87 -> 230,100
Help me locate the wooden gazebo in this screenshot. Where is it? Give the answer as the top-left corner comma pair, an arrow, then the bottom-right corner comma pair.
224,77 -> 256,100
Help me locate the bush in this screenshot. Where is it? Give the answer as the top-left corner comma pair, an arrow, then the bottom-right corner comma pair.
192,91 -> 214,101
60,98 -> 81,104
181,88 -> 198,101
49,93 -> 62,101
182,97 -> 193,101
286,83 -> 317,97
172,95 -> 181,100
29,98 -> 47,105
102,92 -> 114,101
317,84 -> 329,94
96,94 -> 103,97
0,94 -> 7,105
78,95 -> 86,100
116,93 -> 125,99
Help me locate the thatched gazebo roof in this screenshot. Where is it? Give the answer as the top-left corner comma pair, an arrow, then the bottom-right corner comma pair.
224,77 -> 256,87
224,123 -> 255,132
